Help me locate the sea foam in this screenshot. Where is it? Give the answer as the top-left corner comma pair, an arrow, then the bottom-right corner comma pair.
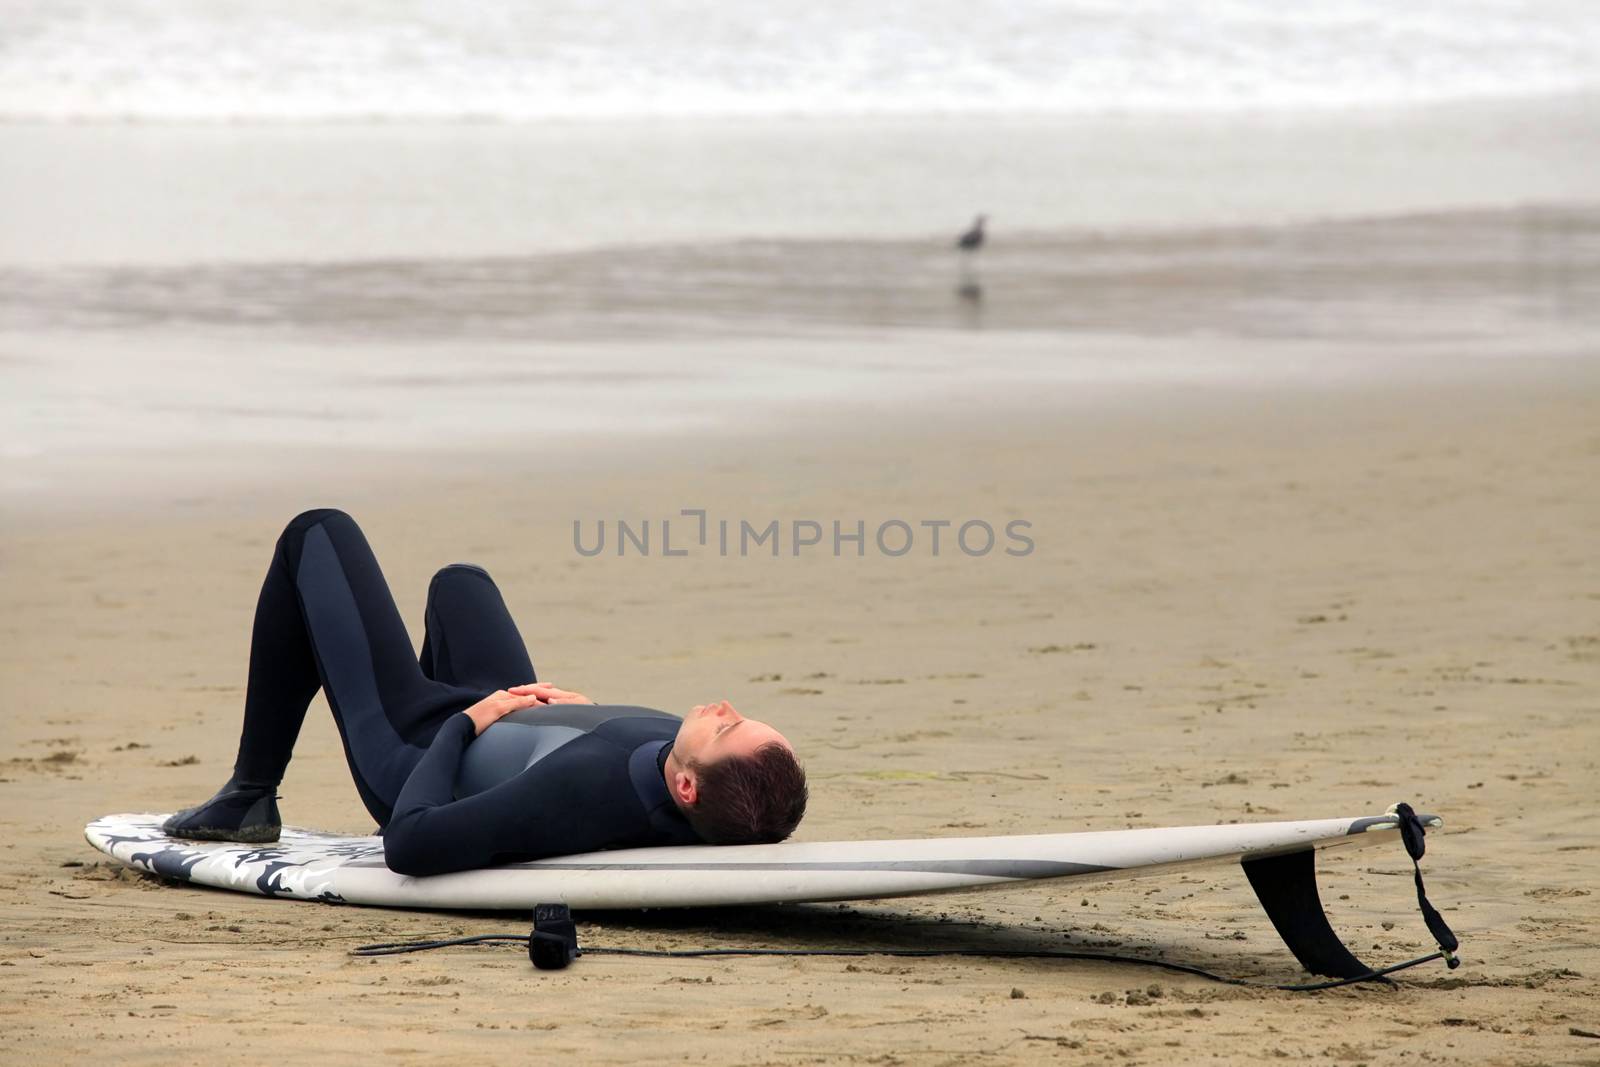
2,0 -> 1599,121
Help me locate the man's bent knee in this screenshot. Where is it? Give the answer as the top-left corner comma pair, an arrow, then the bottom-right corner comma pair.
432,563 -> 492,579
286,507 -> 352,533
428,562 -> 494,592
277,510 -> 359,563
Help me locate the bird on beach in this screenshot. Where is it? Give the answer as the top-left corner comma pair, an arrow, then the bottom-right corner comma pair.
954,214 -> 987,303
956,214 -> 987,252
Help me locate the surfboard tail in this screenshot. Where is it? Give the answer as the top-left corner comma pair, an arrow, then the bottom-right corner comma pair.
1242,802 -> 1459,980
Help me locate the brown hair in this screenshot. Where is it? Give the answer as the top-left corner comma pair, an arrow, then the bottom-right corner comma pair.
685,742 -> 808,845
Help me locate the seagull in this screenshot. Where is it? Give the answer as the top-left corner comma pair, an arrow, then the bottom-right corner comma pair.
956,214 -> 987,252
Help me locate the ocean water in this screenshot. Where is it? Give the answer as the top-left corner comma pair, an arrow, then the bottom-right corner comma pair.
3,0 -> 1600,121
3,2 -> 1599,508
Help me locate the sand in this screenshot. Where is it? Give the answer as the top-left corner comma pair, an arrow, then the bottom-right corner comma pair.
2,360 -> 1598,1063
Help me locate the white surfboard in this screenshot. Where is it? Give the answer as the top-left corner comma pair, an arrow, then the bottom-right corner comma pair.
84,811 -> 1436,911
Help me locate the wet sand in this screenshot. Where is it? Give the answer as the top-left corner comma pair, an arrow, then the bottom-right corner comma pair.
4,203 -> 1597,514
2,362 -> 1598,1063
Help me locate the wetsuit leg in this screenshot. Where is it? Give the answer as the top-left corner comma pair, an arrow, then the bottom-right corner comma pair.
418,564 -> 537,690
227,509 -> 489,825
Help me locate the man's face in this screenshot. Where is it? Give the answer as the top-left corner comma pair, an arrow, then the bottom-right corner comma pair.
673,700 -> 791,767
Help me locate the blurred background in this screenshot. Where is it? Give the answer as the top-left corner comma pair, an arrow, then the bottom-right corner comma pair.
2,0 -> 1598,510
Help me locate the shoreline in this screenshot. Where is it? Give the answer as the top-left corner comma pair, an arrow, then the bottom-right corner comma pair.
4,87 -> 1597,127
3,195 -> 1596,519
4,93 -> 1598,267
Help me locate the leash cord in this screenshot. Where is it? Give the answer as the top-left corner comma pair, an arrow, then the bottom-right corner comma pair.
350,934 -> 1450,991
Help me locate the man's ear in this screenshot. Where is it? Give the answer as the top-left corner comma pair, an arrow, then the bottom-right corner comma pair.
671,767 -> 699,808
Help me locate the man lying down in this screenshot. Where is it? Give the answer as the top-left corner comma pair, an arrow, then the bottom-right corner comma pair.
162,509 -> 807,876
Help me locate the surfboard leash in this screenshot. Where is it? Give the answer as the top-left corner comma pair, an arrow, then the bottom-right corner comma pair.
1391,802 -> 1461,972
352,928 -> 1454,992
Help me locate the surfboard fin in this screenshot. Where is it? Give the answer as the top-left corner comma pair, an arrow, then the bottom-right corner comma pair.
1242,848 -> 1375,980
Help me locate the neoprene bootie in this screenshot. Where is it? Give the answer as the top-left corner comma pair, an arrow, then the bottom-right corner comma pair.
162,778 -> 282,843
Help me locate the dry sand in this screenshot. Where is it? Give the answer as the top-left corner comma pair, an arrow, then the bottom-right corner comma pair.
2,365 -> 1597,1064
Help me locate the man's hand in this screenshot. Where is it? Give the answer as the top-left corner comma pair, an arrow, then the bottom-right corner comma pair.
461,689 -> 548,736
508,682 -> 595,706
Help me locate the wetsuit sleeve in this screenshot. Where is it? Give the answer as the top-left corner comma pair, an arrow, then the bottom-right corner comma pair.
382,715 -> 640,877
379,713 -> 476,871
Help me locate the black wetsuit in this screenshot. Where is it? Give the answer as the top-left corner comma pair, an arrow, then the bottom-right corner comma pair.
220,508 -> 701,876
